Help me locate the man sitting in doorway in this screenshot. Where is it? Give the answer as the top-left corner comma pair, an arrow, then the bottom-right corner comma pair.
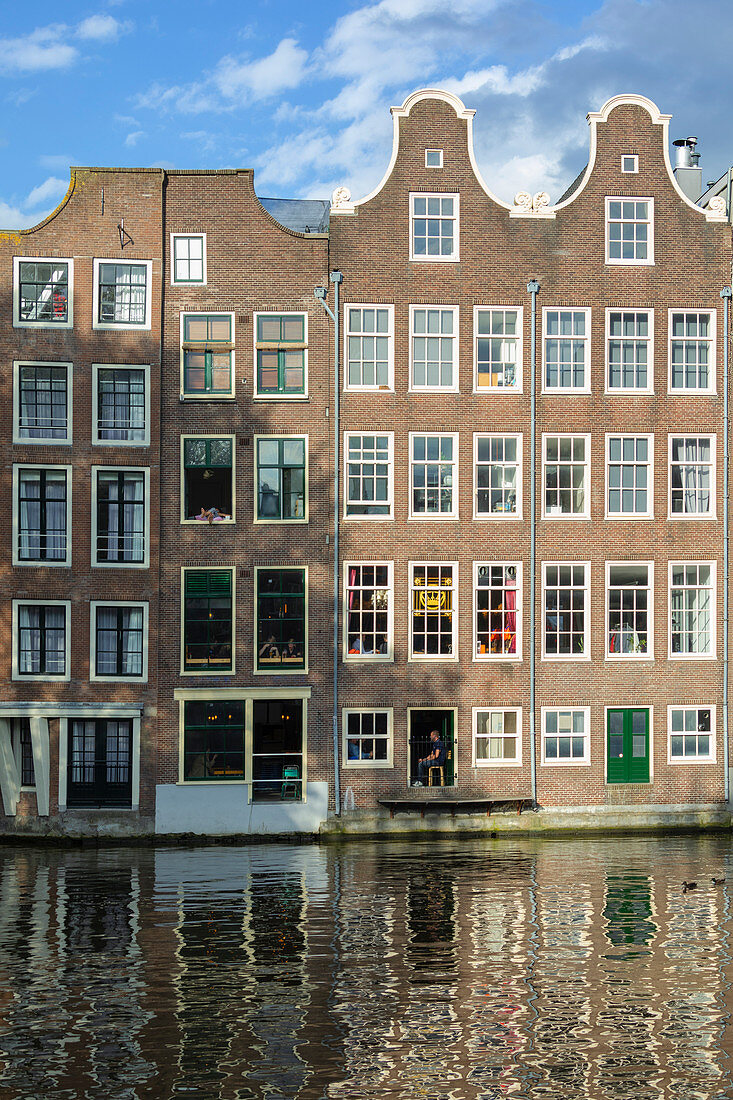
414,729 -> 447,786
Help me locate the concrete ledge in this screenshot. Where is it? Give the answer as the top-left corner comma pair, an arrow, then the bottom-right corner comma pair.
321,803 -> 732,838
155,781 -> 329,835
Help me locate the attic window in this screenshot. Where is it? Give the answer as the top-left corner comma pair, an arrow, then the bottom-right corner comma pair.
621,155 -> 639,174
425,149 -> 443,168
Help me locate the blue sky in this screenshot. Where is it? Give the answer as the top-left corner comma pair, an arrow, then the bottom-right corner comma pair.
1,0 -> 732,228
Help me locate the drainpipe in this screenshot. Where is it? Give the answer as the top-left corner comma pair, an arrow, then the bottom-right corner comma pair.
315,271 -> 343,815
527,279 -> 540,808
722,286 -> 731,803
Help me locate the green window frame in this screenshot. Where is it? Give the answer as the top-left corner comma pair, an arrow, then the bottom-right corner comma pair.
182,314 -> 233,396
256,437 -> 306,520
256,314 -> 306,395
183,700 -> 245,780
256,568 -> 306,670
183,570 -> 233,671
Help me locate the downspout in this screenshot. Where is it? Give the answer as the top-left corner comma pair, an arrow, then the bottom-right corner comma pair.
527,279 -> 540,808
315,270 -> 343,815
721,285 -> 731,803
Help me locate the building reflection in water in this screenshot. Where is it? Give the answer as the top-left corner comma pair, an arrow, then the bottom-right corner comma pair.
0,838 -> 729,1098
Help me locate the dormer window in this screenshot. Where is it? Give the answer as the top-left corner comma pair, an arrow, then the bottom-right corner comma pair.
425,149 -> 443,168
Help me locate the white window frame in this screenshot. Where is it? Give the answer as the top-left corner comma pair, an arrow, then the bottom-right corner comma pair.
253,565 -> 309,677
12,463 -> 72,568
425,149 -> 443,168
344,432 -> 394,520
668,561 -> 717,660
11,599 -> 71,682
605,196 -> 654,265
542,307 -> 591,394
472,707 -> 522,768
604,308 -> 654,394
92,258 -> 153,331
621,155 -> 639,173
254,434 -> 309,525
91,465 -> 150,570
343,304 -> 394,392
180,311 -> 236,400
473,432 -> 522,520
342,708 -> 394,769
343,561 -> 394,662
180,566 -> 236,678
409,305 -> 459,392
542,433 -> 590,519
90,601 -> 149,683
408,561 -> 458,662
91,363 -> 150,448
180,434 -> 236,525
409,191 -> 459,263
253,310 -> 308,400
668,434 -> 716,519
13,360 -> 73,445
12,256 -> 74,330
667,308 -> 717,394
541,706 -> 591,766
473,562 -> 522,662
667,705 -> 716,764
170,232 -> 207,286
473,306 -> 523,393
605,433 -> 654,519
542,561 -> 591,661
605,561 -> 654,660
409,431 -> 458,519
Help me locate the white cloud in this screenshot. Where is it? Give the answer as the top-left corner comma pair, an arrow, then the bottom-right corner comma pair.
124,130 -> 145,148
0,26 -> 77,74
38,154 -> 73,170
76,14 -> 131,41
24,176 -> 67,209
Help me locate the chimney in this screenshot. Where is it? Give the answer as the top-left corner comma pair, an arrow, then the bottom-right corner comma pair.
673,137 -> 703,201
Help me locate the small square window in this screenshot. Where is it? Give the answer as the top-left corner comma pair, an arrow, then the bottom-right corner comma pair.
182,437 -> 234,522
93,260 -> 152,329
425,149 -> 443,168
13,257 -> 73,329
171,234 -> 206,284
621,155 -> 639,173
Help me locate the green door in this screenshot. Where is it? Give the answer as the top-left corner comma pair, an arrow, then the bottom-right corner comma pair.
607,708 -> 650,783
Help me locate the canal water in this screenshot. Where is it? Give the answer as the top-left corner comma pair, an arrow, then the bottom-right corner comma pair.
0,833 -> 731,1100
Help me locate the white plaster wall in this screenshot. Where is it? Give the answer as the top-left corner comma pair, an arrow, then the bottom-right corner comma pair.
155,782 -> 329,835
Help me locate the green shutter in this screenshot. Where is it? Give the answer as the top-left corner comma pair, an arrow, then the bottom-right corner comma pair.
185,570 -> 232,597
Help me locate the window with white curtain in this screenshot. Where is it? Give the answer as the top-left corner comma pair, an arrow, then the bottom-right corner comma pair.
15,466 -> 70,564
14,601 -> 68,679
669,435 -> 714,516
670,562 -> 715,657
94,367 -> 147,443
15,363 -> 70,441
93,468 -> 148,566
92,603 -> 147,679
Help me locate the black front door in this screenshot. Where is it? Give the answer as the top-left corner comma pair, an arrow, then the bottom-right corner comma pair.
67,718 -> 132,807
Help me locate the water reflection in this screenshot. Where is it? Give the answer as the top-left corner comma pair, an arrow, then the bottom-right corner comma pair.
0,836 -> 729,1098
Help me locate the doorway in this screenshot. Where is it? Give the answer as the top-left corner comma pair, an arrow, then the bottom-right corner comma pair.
408,709 -> 455,787
607,708 -> 650,783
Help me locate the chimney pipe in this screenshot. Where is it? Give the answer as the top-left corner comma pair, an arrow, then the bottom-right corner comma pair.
673,137 -> 703,201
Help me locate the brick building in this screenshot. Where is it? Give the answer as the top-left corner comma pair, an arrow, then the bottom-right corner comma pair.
0,89 -> 730,837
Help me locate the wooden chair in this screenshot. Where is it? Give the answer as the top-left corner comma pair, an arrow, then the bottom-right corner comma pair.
428,749 -> 451,787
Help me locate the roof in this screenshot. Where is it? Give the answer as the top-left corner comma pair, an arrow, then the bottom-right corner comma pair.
556,165 -> 588,205
259,197 -> 330,234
